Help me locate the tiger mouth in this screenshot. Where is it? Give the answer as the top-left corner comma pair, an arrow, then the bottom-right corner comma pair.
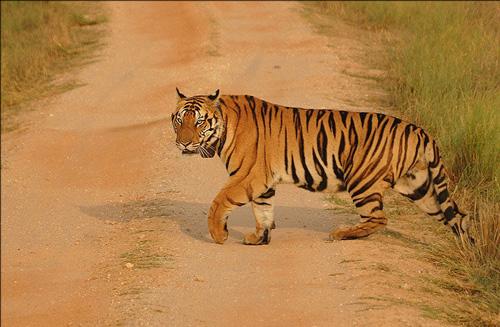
179,144 -> 216,158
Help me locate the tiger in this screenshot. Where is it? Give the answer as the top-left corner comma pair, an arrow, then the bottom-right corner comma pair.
171,88 -> 471,245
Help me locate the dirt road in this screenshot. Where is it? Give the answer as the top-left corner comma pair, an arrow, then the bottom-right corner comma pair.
2,2 -> 447,326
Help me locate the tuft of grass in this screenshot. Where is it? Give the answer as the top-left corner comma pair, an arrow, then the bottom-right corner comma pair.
1,1 -> 107,129
305,2 -> 500,325
120,239 -> 174,270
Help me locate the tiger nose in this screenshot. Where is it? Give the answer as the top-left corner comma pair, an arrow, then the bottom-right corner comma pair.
179,140 -> 192,147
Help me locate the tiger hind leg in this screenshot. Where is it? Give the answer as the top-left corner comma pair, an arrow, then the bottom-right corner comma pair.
243,188 -> 276,245
330,188 -> 388,240
393,162 -> 442,218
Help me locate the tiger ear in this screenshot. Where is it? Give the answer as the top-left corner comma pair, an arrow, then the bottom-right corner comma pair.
176,87 -> 187,100
207,89 -> 220,102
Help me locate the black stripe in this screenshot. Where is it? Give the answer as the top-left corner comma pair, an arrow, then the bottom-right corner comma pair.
345,124 -> 359,170
332,155 -> 344,181
450,223 -> 460,235
291,156 -> 299,184
306,110 -> 314,127
350,167 -> 388,198
262,100 -> 268,116
246,95 -> 256,111
229,167 -> 240,176
340,111 -> 348,127
260,101 -> 267,130
443,206 -> 455,223
268,103 -> 273,134
279,108 -> 284,135
354,193 -> 382,208
338,134 -> 345,159
317,123 -> 328,165
297,123 -> 314,190
370,118 -> 389,157
407,136 -> 421,171
433,166 -> 446,184
294,108 -> 314,189
284,126 -> 291,173
346,124 -> 391,186
313,151 -> 328,191
404,176 -> 431,201
437,189 -> 449,204
362,114 -> 384,157
428,140 -> 440,168
217,126 -> 226,157
365,115 -> 373,141
359,112 -> 367,126
260,188 -> 276,199
423,132 -> 431,151
317,110 -> 325,122
227,198 -> 245,207
246,96 -> 260,169
293,108 -> 300,130
328,112 -> 336,136
396,126 -> 411,176
225,149 -> 234,170
233,98 -> 242,112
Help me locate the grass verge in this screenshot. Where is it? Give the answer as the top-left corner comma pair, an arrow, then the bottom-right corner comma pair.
1,1 -> 107,131
304,2 -> 499,325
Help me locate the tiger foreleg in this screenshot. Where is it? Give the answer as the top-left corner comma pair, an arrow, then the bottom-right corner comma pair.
208,184 -> 249,244
244,189 -> 276,245
330,190 -> 388,240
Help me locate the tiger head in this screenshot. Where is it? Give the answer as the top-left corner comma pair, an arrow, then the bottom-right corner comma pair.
171,88 -> 224,158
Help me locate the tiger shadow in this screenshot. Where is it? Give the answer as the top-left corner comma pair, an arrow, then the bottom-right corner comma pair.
79,197 -> 360,243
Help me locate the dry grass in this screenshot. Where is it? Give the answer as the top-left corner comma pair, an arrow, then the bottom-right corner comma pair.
1,1 -> 107,130
304,2 -> 500,325
427,191 -> 500,325
120,239 -> 174,270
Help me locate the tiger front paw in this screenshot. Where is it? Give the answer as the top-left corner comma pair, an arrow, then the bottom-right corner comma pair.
208,220 -> 228,244
243,229 -> 271,245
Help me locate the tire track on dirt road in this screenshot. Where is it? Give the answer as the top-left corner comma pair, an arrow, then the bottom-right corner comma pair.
2,2 -> 448,326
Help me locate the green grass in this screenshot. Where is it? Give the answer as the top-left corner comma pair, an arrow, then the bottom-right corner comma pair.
1,1 -> 107,129
305,2 -> 499,325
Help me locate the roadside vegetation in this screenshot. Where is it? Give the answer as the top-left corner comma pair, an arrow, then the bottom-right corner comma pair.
1,1 -> 107,130
305,2 -> 499,325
